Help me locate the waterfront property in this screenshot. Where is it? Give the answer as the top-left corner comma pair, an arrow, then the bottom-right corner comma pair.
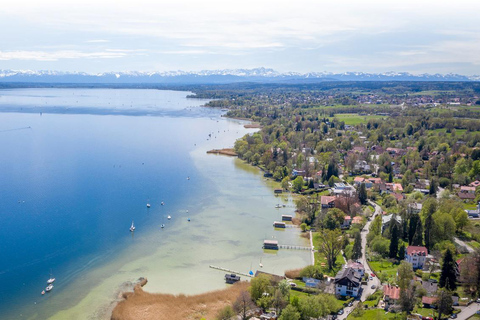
263,240 -> 279,250
334,267 -> 362,297
273,221 -> 286,228
225,274 -> 241,284
281,215 -> 293,221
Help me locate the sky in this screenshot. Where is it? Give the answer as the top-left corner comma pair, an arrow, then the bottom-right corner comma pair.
1,0 -> 480,75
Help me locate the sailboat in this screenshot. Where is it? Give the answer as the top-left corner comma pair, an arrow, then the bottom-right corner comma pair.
47,270 -> 55,284
130,220 -> 135,232
259,257 -> 263,268
146,203 -> 151,208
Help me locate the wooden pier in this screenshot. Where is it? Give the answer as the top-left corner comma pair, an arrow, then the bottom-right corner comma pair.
209,265 -> 254,278
278,244 -> 313,250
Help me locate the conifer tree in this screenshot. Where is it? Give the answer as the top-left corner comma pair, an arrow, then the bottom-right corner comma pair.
358,183 -> 367,205
412,217 -> 424,246
439,248 -> 457,291
389,223 -> 399,259
352,231 -> 362,260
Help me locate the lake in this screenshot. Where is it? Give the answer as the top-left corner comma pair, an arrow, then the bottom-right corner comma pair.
0,88 -> 310,319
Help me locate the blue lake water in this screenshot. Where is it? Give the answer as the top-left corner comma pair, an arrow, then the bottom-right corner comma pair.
0,89 -> 310,319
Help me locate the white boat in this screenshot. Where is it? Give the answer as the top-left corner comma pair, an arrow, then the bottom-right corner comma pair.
146,203 -> 151,208
167,215 -> 171,220
187,177 -> 190,180
130,220 -> 135,232
160,224 -> 165,228
45,284 -> 53,292
161,201 -> 164,206
275,204 -> 281,208
47,277 -> 55,284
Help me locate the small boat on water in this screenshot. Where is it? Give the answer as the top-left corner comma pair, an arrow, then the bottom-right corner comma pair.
130,220 -> 135,232
47,270 -> 55,284
161,201 -> 165,206
45,284 -> 53,292
41,290 -> 45,295
275,204 -> 281,208
187,177 -> 190,180
146,203 -> 151,208
187,218 -> 190,222
160,224 -> 165,228
167,215 -> 171,220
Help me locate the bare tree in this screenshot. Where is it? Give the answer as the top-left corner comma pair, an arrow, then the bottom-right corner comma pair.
233,290 -> 255,320
317,229 -> 343,270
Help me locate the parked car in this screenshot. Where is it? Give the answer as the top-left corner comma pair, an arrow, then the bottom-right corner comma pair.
370,273 -> 375,277
348,302 -> 353,307
369,276 -> 373,281
371,285 -> 376,289
450,314 -> 457,319
338,309 -> 344,315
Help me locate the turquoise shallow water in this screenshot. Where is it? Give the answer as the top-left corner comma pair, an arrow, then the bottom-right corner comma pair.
0,89 -> 310,320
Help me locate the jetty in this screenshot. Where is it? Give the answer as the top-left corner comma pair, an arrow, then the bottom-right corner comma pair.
206,148 -> 237,156
278,244 -> 312,250
209,265 -> 254,278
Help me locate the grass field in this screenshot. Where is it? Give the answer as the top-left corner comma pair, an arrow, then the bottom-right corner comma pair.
347,309 -> 399,319
369,260 -> 399,283
334,113 -> 387,125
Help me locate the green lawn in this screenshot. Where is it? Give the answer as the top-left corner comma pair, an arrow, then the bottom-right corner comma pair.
334,113 -> 387,125
312,232 -> 345,277
347,309 -> 399,320
369,260 -> 399,283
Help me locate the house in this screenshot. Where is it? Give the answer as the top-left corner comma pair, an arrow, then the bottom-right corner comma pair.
421,279 -> 438,295
458,186 -> 476,200
352,216 -> 363,225
469,180 -> 480,188
466,202 -> 480,218
346,261 -> 365,277
333,183 -> 355,196
381,214 -> 402,233
342,216 -> 352,229
334,267 -> 362,297
292,169 -> 306,177
385,183 -> 404,193
392,192 -> 405,202
406,246 -> 428,269
408,202 -> 423,215
321,196 -> 336,209
354,160 -> 371,173
383,284 -> 400,308
303,277 -> 322,288
422,296 -> 438,308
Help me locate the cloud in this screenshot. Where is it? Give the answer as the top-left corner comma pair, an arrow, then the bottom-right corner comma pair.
85,39 -> 110,43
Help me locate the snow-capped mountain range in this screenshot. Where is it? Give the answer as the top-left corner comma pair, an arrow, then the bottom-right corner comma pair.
0,67 -> 478,84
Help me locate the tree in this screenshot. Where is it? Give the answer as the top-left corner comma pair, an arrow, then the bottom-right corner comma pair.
317,229 -> 343,270
411,216 -> 424,246
436,289 -> 453,320
439,248 -> 457,291
279,305 -> 300,320
352,231 -> 362,260
299,265 -> 323,280
389,223 -> 399,259
281,176 -> 290,190
424,213 -> 434,250
398,244 -> 406,261
358,183 -> 367,205
233,290 -> 255,320
323,208 -> 345,230
216,305 -> 235,320
397,261 -> 416,313
408,214 -> 420,244
250,274 -> 271,301
460,248 -> 480,297
455,211 -> 469,231
292,176 -> 304,193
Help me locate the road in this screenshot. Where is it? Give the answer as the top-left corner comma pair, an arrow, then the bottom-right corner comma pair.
455,302 -> 480,320
454,237 -> 475,254
337,201 -> 382,320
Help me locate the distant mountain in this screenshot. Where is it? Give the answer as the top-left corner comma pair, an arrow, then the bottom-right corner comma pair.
0,67 -> 478,84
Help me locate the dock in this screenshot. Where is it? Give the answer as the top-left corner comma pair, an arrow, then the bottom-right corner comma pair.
278,244 -> 313,250
209,265 -> 254,278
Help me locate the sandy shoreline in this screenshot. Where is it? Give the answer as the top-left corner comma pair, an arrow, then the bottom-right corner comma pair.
206,148 -> 238,156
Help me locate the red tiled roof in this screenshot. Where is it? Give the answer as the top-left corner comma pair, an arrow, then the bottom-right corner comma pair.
321,196 -> 336,205
422,296 -> 438,305
469,180 -> 480,187
383,285 -> 400,300
354,177 -> 365,182
352,216 -> 363,224
407,246 -> 428,256
461,186 -> 476,191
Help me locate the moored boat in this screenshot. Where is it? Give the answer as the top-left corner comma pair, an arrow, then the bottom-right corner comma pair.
45,284 -> 53,292
130,220 -> 135,232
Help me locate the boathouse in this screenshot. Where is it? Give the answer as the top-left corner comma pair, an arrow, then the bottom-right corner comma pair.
281,214 -> 293,221
263,240 -> 279,250
273,221 -> 286,228
225,274 -> 241,284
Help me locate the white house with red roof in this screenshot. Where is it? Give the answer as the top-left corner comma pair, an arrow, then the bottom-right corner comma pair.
405,246 -> 428,269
